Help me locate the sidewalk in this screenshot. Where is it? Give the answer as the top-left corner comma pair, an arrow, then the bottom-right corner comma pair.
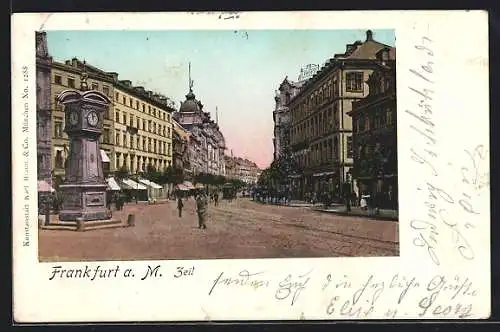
312,205 -> 398,221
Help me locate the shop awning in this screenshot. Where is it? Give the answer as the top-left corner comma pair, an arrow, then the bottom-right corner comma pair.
100,149 -> 110,163
37,180 -> 55,192
176,184 -> 189,191
122,178 -> 148,190
182,181 -> 195,190
106,177 -> 121,191
139,178 -> 163,189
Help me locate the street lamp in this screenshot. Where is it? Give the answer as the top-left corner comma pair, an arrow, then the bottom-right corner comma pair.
345,170 -> 352,212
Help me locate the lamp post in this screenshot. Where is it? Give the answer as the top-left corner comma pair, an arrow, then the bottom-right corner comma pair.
345,170 -> 352,212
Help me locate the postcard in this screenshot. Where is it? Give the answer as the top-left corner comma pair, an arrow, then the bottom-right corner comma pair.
12,11 -> 489,322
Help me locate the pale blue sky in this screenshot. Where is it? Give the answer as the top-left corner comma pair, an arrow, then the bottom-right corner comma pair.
46,29 -> 395,168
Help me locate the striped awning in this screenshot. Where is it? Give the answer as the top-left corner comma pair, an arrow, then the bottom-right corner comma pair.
122,178 -> 148,190
106,177 -> 121,191
139,178 -> 163,189
182,181 -> 195,190
176,184 -> 189,191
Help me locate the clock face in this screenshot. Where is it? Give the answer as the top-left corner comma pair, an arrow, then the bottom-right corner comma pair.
69,111 -> 79,125
87,111 -> 99,127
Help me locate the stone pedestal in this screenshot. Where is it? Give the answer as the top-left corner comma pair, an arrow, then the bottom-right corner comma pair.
59,183 -> 111,221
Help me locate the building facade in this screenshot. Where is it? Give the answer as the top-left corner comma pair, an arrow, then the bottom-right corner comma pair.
288,30 -> 395,200
35,32 -> 53,183
223,154 -> 260,184
174,86 -> 226,177
113,79 -> 174,174
172,119 -> 191,176
50,58 -> 116,179
349,47 -> 397,209
273,77 -> 305,161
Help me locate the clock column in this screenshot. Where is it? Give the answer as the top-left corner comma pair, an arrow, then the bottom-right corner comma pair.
56,82 -> 113,222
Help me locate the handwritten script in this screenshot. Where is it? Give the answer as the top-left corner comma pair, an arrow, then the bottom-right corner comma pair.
407,35 -> 488,266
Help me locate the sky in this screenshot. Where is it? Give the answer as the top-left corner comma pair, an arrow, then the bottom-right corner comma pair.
46,29 -> 395,169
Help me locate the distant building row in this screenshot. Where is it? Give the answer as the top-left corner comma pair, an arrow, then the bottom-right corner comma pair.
225,154 -> 261,184
272,30 -> 397,208
36,32 -> 260,187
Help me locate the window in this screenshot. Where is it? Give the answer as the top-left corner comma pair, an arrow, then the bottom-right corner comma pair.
54,75 -> 62,85
115,92 -> 119,101
148,106 -> 151,114
129,99 -> 133,107
54,120 -> 63,138
167,143 -> 171,156
103,86 -> 110,96
130,115 -> 133,127
115,133 -> 120,146
122,96 -> 126,104
55,150 -> 63,169
387,108 -> 393,125
153,108 -> 156,117
347,136 -> 353,159
67,78 -> 75,88
346,72 -> 364,92
115,111 -> 120,122
167,114 -> 171,122
103,128 -> 110,143
129,135 -> 133,148
123,113 -> 127,124
142,104 -> 145,112
91,83 -> 98,91
136,100 -> 139,109
122,133 -> 126,147
54,96 -> 61,110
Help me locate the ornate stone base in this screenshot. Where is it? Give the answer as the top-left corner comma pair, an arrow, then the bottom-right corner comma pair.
59,183 -> 111,221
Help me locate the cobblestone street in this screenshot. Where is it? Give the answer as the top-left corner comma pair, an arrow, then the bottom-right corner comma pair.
39,198 -> 399,261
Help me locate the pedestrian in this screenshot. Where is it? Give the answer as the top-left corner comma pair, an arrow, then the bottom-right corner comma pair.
177,196 -> 184,218
214,191 -> 219,207
196,190 -> 208,229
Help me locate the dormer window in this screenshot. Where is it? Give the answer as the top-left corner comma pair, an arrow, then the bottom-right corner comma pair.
346,72 -> 364,93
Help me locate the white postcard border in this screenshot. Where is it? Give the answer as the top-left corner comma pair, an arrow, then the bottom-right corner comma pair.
12,11 -> 490,322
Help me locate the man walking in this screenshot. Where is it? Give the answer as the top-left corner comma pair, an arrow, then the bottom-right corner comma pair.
177,196 -> 184,218
214,191 -> 219,207
196,190 -> 208,229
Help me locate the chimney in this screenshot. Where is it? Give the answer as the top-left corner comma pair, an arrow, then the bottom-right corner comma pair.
366,30 -> 373,42
65,60 -> 71,66
107,72 -> 119,82
72,58 -> 78,67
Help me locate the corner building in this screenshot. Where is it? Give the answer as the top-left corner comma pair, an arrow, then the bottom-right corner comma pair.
288,30 -> 395,199
35,32 -> 53,184
349,48 -> 397,209
273,77 -> 305,161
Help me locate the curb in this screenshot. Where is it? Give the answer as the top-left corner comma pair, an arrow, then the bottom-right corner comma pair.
312,208 -> 398,221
